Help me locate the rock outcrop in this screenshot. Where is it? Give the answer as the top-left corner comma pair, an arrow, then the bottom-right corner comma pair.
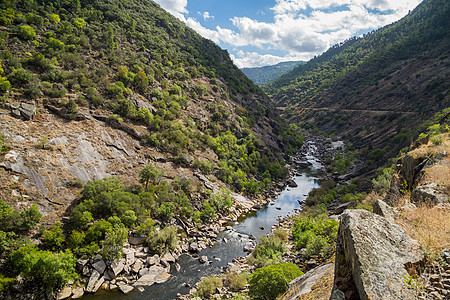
331,209 -> 424,300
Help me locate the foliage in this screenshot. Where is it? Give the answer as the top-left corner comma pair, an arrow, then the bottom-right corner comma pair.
18,25 -> 36,40
10,244 -> 77,291
99,225 -> 128,260
146,226 -> 177,255
225,272 -> 248,292
0,199 -> 41,233
242,61 -> 302,86
139,164 -> 163,188
42,222 -> 65,251
248,235 -> 286,267
196,276 -> 223,299
0,274 -> 13,292
248,263 -> 303,300
292,215 -> 338,259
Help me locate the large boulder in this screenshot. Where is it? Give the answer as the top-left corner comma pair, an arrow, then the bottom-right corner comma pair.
411,183 -> 449,205
331,209 -> 424,300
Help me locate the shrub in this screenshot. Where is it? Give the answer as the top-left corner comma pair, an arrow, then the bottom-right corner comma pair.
100,225 -> 128,260
46,37 -> 65,51
157,202 -> 175,221
430,135 -> 443,145
11,244 -> 77,291
248,235 -> 286,267
42,222 -> 65,251
248,263 -> 303,300
147,226 -> 177,255
196,276 -> 223,299
0,76 -> 11,94
200,201 -> 216,222
139,164 -> 163,188
0,274 -> 13,292
8,68 -> 33,86
225,272 -> 247,291
18,25 -> 36,40
121,210 -> 137,228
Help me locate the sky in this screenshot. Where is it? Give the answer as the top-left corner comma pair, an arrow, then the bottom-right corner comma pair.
153,0 -> 423,68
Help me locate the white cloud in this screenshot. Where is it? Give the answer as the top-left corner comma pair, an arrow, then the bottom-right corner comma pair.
155,0 -> 422,67
231,50 -> 309,68
153,0 -> 188,19
202,11 -> 215,21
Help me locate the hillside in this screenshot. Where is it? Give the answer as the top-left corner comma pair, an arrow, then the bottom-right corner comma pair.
0,0 -> 306,296
265,0 -> 449,163
241,61 -> 303,86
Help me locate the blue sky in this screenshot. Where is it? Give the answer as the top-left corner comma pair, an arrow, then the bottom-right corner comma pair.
153,0 -> 422,68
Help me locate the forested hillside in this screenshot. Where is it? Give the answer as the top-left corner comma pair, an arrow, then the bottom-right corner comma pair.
265,0 -> 449,163
241,61 -> 303,85
0,0 -> 306,296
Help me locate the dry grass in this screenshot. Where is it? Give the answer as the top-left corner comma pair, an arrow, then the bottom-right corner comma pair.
408,133 -> 450,158
421,157 -> 450,186
395,204 -> 450,257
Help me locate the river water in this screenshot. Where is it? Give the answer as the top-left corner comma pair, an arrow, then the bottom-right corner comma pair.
84,142 -> 322,300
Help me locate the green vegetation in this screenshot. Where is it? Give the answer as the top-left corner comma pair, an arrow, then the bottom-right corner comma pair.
248,263 -> 303,300
196,275 -> 223,299
247,234 -> 286,267
241,61 -> 303,86
292,215 -> 338,259
225,271 -> 248,292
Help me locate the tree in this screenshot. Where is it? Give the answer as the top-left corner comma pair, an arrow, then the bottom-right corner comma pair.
249,263 -> 303,300
18,25 -> 36,40
42,222 -> 65,251
100,225 -> 128,260
139,164 -> 163,188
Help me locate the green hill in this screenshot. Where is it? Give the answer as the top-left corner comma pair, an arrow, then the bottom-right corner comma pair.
242,61 -> 303,85
265,0 -> 449,161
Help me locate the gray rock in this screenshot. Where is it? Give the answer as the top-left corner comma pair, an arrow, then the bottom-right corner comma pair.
76,258 -> 89,269
134,274 -> 156,287
373,199 -> 395,223
287,179 -> 298,188
330,289 -> 346,300
11,109 -> 21,119
118,284 -> 134,294
92,259 -> 107,274
332,209 -> 424,300
86,270 -> 101,293
147,254 -> 160,266
56,286 -> 72,300
71,287 -> 84,299
104,269 -> 115,281
411,183 -> 449,205
111,259 -> 125,277
288,264 -> 333,298
91,277 -> 104,293
162,252 -> 176,263
174,263 -> 181,272
147,265 -> 165,276
19,103 -> 36,120
132,259 -> 143,274
154,271 -> 171,283
129,235 -> 146,245
189,242 -> 199,253
199,256 -> 208,264
124,248 -> 136,265
138,268 -> 149,277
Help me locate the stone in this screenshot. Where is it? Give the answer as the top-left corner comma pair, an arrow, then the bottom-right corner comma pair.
111,259 -> 125,277
92,259 -> 107,274
174,263 -> 181,272
147,254 -> 160,266
288,264 -> 333,298
18,103 -> 36,120
148,265 -> 165,276
86,270 -> 101,293
189,242 -> 199,253
132,259 -> 143,274
104,269 -> 115,281
138,268 -> 149,277
56,286 -> 72,300
82,265 -> 90,276
11,109 -> 21,119
118,284 -> 134,294
129,235 -> 146,245
124,248 -> 136,265
331,209 -> 424,300
92,277 -> 104,293
411,183 -> 449,205
373,199 -> 395,223
71,287 -> 84,299
154,271 -> 171,283
138,287 -> 145,292
199,256 -> 208,264
162,252 -> 176,263
134,274 -> 156,287
287,179 -> 298,188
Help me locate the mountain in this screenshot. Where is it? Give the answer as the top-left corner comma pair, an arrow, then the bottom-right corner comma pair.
0,0 -> 307,294
264,0 -> 449,162
241,61 -> 304,85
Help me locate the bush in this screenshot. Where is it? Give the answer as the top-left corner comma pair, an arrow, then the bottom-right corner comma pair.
157,202 -> 175,221
225,272 -> 247,292
249,263 -> 303,300
139,164 -> 163,188
11,244 -> 77,291
0,76 -> 11,94
100,225 -> 128,260
42,222 -> 65,251
0,274 -> 13,292
248,235 -> 286,267
18,25 -> 36,40
147,226 -> 177,255
196,276 -> 223,299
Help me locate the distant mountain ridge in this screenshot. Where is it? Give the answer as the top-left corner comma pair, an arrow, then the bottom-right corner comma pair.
264,0 -> 449,160
242,61 -> 304,85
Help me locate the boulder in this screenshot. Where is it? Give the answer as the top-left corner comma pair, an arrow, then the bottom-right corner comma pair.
86,270 -> 101,293
124,248 -> 136,265
288,263 -> 333,298
189,242 -> 199,253
199,256 -> 208,264
411,183 -> 448,205
147,254 -> 160,266
162,252 -> 176,263
287,179 -> 298,188
132,259 -> 143,274
56,286 -> 72,300
154,271 -> 171,283
111,259 -> 125,277
139,268 -> 149,277
92,259 -> 107,274
71,287 -> 84,299
331,209 -> 424,300
18,103 -> 36,120
372,199 -> 395,223
129,235 -> 146,245
134,274 -> 156,287
118,283 -> 134,294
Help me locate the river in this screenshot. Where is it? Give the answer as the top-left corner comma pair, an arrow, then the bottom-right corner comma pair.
83,141 -> 322,300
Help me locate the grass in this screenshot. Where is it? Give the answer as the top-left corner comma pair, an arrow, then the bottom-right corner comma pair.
396,205 -> 450,260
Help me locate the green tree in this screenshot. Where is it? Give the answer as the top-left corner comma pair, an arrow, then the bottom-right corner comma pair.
18,25 -> 36,40
100,225 -> 128,260
139,164 -> 163,188
42,222 -> 65,251
249,263 -> 303,300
